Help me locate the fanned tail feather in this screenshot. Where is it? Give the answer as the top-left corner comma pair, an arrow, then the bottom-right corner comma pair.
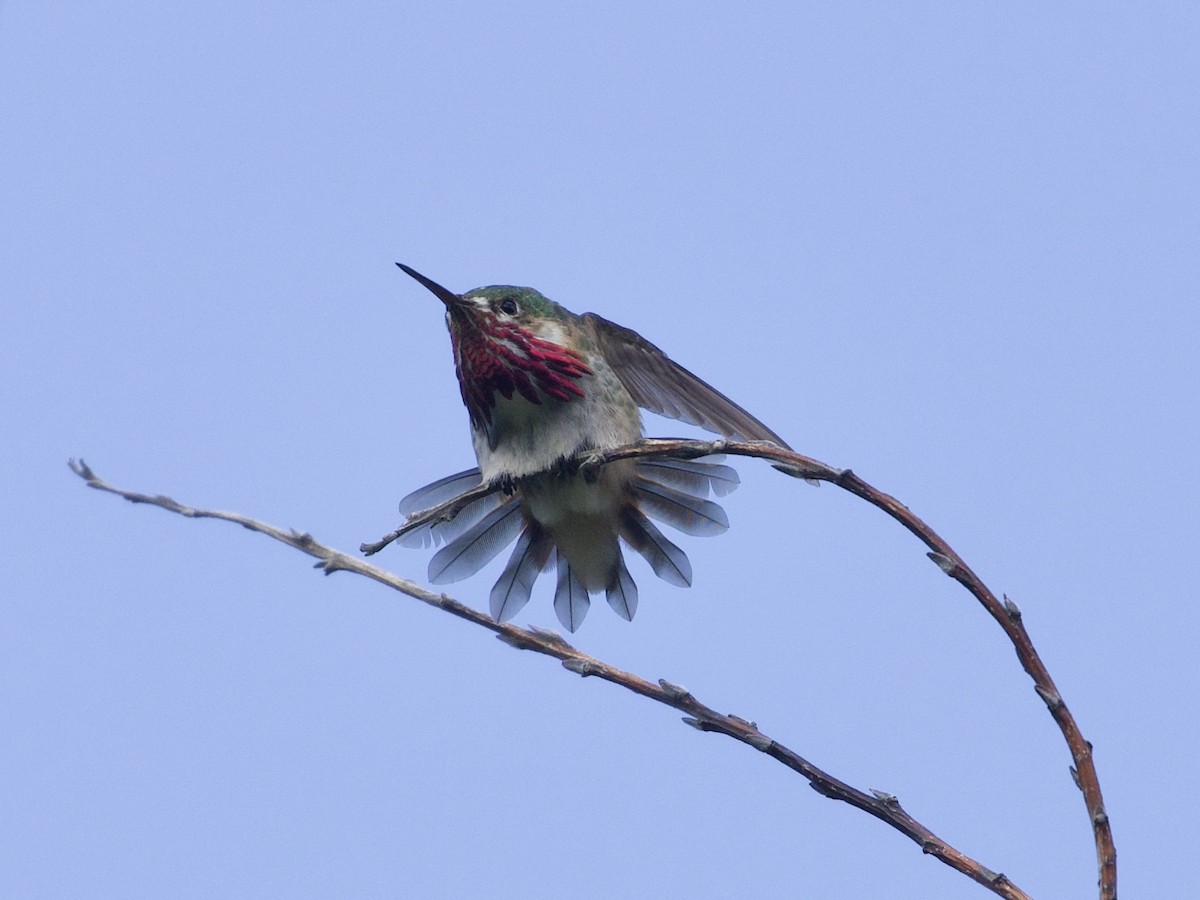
636,457 -> 740,498
401,454 -> 737,627
428,498 -> 525,584
397,468 -> 498,549
490,521 -> 553,623
399,468 -> 483,514
605,557 -> 638,621
635,480 -> 729,536
553,549 -> 592,632
398,491 -> 505,549
619,506 -> 692,587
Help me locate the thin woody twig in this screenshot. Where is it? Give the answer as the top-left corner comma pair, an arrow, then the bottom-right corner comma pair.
361,479 -> 500,555
361,437 -> 1116,900
358,438 -> 825,556
71,456 -> 1032,899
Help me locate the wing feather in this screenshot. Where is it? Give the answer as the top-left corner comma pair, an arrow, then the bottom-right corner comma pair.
582,313 -> 791,447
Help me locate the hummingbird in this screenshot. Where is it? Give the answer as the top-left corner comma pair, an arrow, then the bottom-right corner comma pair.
395,263 -> 791,632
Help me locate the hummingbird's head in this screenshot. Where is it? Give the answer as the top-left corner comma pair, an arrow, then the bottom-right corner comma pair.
397,264 -> 592,429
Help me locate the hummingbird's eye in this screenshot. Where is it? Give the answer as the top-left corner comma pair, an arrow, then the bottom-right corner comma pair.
497,297 -> 520,316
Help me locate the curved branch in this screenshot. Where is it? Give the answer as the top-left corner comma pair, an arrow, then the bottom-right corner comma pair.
71,457 -> 1031,899
363,437 -> 1116,899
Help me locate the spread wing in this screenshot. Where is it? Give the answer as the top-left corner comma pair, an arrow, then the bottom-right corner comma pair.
582,312 -> 791,448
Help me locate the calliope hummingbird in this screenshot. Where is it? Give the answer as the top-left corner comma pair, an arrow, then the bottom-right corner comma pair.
395,264 -> 791,631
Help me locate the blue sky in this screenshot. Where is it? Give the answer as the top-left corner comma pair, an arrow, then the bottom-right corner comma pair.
3,3 -> 1197,897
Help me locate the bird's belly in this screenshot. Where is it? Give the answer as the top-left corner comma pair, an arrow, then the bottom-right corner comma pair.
474,369 -> 642,481
520,462 -> 634,590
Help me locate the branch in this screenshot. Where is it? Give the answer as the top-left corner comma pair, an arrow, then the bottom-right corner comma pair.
362,478 -> 499,555
364,436 -> 1116,899
359,438 -> 824,555
72,456 -> 1032,899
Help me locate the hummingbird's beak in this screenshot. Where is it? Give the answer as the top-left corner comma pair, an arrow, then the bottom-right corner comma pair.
396,263 -> 463,309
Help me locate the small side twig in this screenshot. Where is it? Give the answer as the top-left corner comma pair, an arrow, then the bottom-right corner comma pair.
361,479 -> 500,555
70,457 -> 1032,900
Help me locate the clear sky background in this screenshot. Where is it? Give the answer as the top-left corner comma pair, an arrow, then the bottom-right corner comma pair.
3,4 -> 1197,898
